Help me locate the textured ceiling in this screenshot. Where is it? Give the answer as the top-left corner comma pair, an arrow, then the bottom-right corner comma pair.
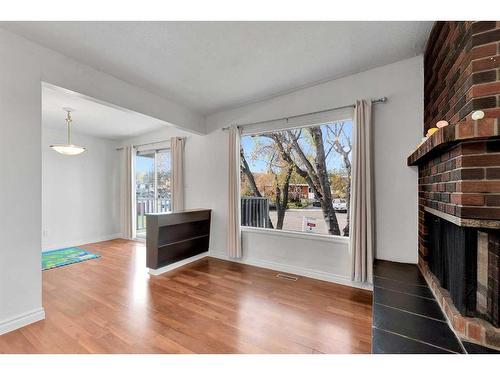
4,21 -> 433,115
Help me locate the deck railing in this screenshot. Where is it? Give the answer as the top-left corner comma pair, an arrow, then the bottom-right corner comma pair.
136,198 -> 171,230
241,197 -> 270,228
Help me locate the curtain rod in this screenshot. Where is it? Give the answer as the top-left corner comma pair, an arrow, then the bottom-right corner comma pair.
221,97 -> 387,131
115,137 -> 184,151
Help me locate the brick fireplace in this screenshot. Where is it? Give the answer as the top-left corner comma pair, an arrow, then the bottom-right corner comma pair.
408,21 -> 500,350
411,136 -> 500,348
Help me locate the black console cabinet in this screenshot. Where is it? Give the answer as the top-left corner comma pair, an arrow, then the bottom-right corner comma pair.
145,209 -> 211,270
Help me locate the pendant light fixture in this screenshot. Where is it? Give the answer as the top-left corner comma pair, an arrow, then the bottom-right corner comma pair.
50,108 -> 87,156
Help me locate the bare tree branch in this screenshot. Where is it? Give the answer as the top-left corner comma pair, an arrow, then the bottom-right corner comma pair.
307,127 -> 340,235
286,130 -> 322,192
326,122 -> 352,236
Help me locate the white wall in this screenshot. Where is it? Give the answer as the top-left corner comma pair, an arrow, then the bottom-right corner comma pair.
0,28 -> 202,335
185,56 -> 423,284
0,30 -> 44,333
42,128 -> 121,250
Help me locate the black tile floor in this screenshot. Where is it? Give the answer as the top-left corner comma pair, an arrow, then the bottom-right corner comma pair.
462,340 -> 500,354
371,260 -> 498,354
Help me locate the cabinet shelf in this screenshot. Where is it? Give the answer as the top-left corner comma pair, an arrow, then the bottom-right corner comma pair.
145,209 -> 211,270
158,234 -> 210,249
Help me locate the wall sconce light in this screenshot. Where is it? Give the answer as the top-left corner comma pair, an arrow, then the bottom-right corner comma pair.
471,110 -> 485,121
436,120 -> 449,128
426,127 -> 439,137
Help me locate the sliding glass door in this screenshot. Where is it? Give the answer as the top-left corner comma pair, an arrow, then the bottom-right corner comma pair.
135,148 -> 171,236
155,149 -> 172,212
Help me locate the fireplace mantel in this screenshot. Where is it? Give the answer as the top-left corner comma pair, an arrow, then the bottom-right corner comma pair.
425,206 -> 500,229
408,119 -> 500,167
408,118 -> 500,232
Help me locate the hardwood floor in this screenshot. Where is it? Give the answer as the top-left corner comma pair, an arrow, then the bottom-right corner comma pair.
0,239 -> 373,353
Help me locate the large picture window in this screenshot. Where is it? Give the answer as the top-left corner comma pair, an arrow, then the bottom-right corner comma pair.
240,120 -> 352,237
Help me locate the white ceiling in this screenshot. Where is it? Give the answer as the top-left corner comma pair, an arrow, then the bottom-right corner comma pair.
42,84 -> 171,140
3,21 -> 433,116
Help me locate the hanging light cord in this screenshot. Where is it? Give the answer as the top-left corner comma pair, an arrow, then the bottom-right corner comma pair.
66,110 -> 72,145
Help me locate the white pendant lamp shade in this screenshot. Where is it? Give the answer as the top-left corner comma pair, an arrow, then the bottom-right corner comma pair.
50,109 -> 87,156
49,144 -> 87,155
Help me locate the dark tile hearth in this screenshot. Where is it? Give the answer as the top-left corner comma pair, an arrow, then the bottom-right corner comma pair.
373,303 -> 463,353
462,341 -> 500,354
372,260 -> 465,354
372,328 -> 454,354
373,276 -> 435,299
373,260 -> 499,354
374,286 -> 445,321
373,261 -> 427,286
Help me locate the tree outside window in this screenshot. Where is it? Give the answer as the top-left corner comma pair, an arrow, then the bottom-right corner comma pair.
240,120 -> 352,237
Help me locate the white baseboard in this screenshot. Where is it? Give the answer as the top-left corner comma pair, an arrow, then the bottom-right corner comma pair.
148,252 -> 209,276
0,308 -> 45,336
42,233 -> 124,252
210,251 -> 373,291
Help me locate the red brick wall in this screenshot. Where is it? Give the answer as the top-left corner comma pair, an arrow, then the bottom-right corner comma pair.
418,139 -> 500,261
419,21 -> 500,263
420,140 -> 500,219
424,21 -> 500,134
419,23 -> 500,347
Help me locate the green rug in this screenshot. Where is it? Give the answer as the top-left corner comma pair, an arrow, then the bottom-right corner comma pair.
42,247 -> 100,270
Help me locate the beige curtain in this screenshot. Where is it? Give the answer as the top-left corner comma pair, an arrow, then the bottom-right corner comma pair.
122,145 -> 136,239
350,100 -> 374,283
171,137 -> 185,212
228,126 -> 242,258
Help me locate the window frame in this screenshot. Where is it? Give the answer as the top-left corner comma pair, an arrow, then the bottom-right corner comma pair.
241,226 -> 350,245
239,118 -> 353,241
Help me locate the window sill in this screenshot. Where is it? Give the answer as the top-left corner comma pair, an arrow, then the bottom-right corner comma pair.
241,226 -> 350,245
